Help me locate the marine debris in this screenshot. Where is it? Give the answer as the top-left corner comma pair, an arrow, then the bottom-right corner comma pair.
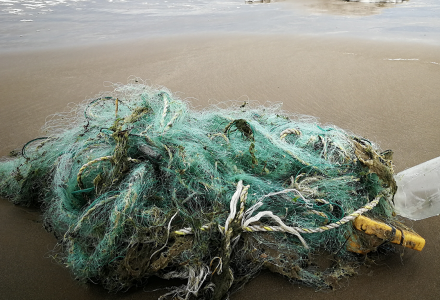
0,81 -> 423,299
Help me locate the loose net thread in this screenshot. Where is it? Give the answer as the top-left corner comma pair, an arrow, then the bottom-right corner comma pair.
0,82 -> 397,299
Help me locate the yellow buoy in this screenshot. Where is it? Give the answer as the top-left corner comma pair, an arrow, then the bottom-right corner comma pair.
347,215 -> 425,254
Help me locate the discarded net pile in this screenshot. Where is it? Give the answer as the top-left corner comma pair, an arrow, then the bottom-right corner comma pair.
0,83 -> 398,299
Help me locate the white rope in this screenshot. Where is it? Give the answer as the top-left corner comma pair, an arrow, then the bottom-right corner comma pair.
162,111 -> 181,134
243,210 -> 309,249
224,180 -> 244,233
159,93 -> 169,128
242,201 -> 263,226
280,128 -> 301,140
257,188 -> 311,206
186,265 -> 210,295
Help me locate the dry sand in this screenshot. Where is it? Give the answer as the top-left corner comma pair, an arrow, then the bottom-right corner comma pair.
1,34 -> 440,299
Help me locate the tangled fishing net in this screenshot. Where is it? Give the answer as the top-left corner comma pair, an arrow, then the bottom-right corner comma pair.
0,81 -> 400,299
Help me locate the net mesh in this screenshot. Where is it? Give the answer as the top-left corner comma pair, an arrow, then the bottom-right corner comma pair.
0,81 -> 398,299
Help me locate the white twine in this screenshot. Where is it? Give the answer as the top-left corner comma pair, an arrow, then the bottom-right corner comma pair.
243,210 -> 309,249
159,93 -> 169,128
150,211 -> 179,260
224,180 -> 244,233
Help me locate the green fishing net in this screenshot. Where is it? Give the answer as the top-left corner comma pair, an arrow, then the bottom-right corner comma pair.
0,81 -> 398,299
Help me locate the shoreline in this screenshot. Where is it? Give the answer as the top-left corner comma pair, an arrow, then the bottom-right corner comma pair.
3,0 -> 440,54
1,33 -> 440,299
3,30 -> 440,56
1,34 -> 439,168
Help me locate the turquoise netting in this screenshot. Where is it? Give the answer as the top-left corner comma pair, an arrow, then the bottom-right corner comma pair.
0,82 -> 397,299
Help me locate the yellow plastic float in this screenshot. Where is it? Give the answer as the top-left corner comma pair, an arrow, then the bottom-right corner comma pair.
348,215 -> 425,254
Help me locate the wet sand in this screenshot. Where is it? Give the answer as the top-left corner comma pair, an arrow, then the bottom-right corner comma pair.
1,34 -> 440,299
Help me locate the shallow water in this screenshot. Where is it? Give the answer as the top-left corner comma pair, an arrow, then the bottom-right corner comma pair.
1,0 -> 439,52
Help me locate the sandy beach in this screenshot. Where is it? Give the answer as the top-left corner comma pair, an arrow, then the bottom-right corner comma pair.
1,34 -> 440,299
